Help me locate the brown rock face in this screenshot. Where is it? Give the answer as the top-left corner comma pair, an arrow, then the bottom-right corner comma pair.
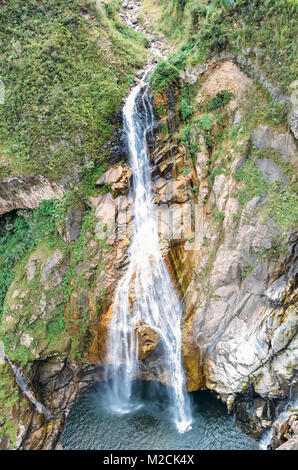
135,324 -> 160,361
270,410 -> 298,450
0,175 -> 65,215
95,164 -> 132,197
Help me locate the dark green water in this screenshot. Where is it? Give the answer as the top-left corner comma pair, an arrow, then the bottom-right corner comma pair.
61,382 -> 259,450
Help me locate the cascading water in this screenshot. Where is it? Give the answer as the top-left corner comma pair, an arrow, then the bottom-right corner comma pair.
4,354 -> 51,419
104,71 -> 192,433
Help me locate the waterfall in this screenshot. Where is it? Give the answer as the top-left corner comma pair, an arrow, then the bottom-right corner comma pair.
4,354 -> 51,419
259,396 -> 298,450
104,71 -> 192,433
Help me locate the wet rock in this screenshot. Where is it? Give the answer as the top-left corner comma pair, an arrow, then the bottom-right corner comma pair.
111,169 -> 132,197
135,324 -> 160,360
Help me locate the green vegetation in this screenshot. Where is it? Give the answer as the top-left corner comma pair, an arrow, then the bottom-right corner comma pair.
196,115 -> 213,132
0,0 -> 146,181
151,0 -> 297,93
241,85 -> 289,132
234,150 -> 298,232
205,91 -> 234,112
0,364 -> 24,448
0,201 -> 61,317
0,198 -> 106,367
150,50 -> 187,91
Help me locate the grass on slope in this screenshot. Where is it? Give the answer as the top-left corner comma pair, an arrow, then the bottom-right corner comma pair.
147,0 -> 297,94
0,0 -> 146,181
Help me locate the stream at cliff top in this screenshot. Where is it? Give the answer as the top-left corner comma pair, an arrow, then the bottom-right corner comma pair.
61,382 -> 259,450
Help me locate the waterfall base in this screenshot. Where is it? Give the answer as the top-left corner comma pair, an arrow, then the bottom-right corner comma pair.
61,382 -> 259,450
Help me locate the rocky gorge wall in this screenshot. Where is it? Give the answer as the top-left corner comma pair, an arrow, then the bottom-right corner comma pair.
148,60 -> 297,440
149,59 -> 297,443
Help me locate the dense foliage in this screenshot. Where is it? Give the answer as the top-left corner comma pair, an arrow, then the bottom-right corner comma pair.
150,50 -> 187,91
0,201 -> 60,317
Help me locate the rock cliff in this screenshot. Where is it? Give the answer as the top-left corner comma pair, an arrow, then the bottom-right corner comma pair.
149,59 -> 297,439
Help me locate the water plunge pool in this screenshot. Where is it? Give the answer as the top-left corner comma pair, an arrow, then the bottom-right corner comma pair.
61,381 -> 259,450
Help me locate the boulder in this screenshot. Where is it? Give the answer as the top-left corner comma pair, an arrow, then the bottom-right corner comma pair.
40,250 -> 63,282
135,324 -> 160,361
65,201 -> 85,242
252,125 -> 297,166
255,158 -> 283,183
0,175 -> 64,216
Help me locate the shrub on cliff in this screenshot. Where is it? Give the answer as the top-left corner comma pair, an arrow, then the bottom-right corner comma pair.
150,50 -> 187,92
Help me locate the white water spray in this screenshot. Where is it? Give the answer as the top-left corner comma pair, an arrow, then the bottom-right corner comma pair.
104,71 -> 192,433
4,354 -> 51,418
